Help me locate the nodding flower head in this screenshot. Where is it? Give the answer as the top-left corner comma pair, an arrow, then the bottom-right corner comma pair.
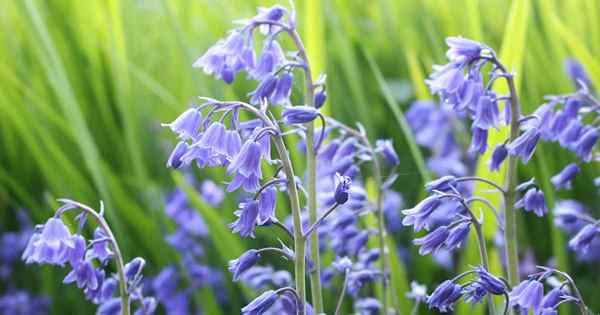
425,176 -> 457,193
166,141 -> 189,169
375,139 -> 400,166
445,37 -> 485,62
22,217 -> 74,266
553,200 -> 588,233
444,221 -> 471,250
426,62 -> 465,96
573,127 -> 598,162
515,187 -> 548,217
281,106 -> 319,125
229,249 -> 261,282
402,195 -> 442,231
473,267 -> 507,295
63,260 -> 99,290
257,186 -> 277,225
249,74 -> 278,105
334,174 -> 352,205
508,127 -> 541,163
426,280 -> 463,312
509,279 -> 544,314
270,72 -> 294,106
568,223 -> 599,254
241,290 -> 279,315
162,108 -> 202,140
551,163 -> 580,190
473,94 -> 500,130
469,127 -> 488,155
489,144 -> 508,171
564,58 -> 593,90
463,282 -> 487,305
354,297 -> 381,314
229,201 -> 260,238
314,90 -> 327,109
413,225 -> 450,255
227,140 -> 263,193
124,257 -> 145,283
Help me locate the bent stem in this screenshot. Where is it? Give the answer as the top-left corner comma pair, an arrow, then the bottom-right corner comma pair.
58,200 -> 130,315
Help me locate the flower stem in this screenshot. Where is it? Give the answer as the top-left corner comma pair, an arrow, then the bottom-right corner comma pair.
288,27 -> 324,313
334,269 -> 350,315
58,200 -> 130,315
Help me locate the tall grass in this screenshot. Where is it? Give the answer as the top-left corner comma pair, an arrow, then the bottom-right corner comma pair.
0,0 -> 598,313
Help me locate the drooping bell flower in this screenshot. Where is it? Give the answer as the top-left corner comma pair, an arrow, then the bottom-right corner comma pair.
161,108 -> 202,140
445,37 -> 485,62
469,127 -> 488,154
573,127 -> 598,162
229,201 -> 260,238
444,221 -> 471,250
229,249 -> 261,281
257,187 -> 277,225
227,140 -> 263,192
515,188 -> 548,217
166,141 -> 189,169
426,280 -> 463,312
270,72 -> 293,105
402,195 -> 442,231
425,176 -> 457,193
413,225 -> 450,255
509,280 -> 544,314
473,94 -> 500,130
63,260 -> 99,290
241,290 -> 279,315
568,224 -> 599,254
22,217 -> 73,266
314,90 -> 327,109
375,139 -> 400,166
334,174 -> 352,205
551,163 -> 580,190
281,106 -> 319,125
489,144 -> 508,171
507,127 -> 541,163
249,74 -> 278,105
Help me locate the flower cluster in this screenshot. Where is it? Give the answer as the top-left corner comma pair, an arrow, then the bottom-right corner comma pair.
553,200 -> 600,262
426,266 -> 508,312
149,180 -> 227,314
21,199 -> 155,315
162,3 -> 402,313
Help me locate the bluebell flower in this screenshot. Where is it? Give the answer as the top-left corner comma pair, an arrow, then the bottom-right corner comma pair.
426,280 -> 463,312
568,224 -> 599,254
564,58 -> 593,90
553,200 -> 588,233
198,121 -> 228,159
358,248 -> 380,266
354,297 -> 381,314
376,139 -> 400,166
230,201 -> 260,238
414,225 -> 449,255
334,174 -> 352,204
0,290 -> 50,315
444,221 -> 471,250
66,234 -> 86,266
97,297 -> 121,315
229,249 -> 261,281
573,127 -> 598,162
89,228 -> 114,263
489,143 -> 508,171
425,176 -> 457,193
314,90 -> 327,109
124,257 -> 145,282
469,127 -> 488,154
507,127 -> 541,163
474,267 -> 507,295
402,195 -> 442,231
558,119 -> 583,149
426,62 -> 465,96
540,287 -> 566,310
463,282 -> 487,305
551,163 -> 580,190
227,140 -> 263,192
270,72 -> 293,106
166,141 -> 189,169
242,290 -> 278,315
22,217 -> 73,266
473,94 -> 500,130
281,106 -> 319,125
509,279 -> 544,314
515,188 -> 547,217
251,41 -> 285,79
257,187 -> 277,225
134,297 -> 157,315
63,260 -> 99,290
445,37 -> 485,62
162,108 -> 201,140
224,130 -> 243,162
249,74 -> 278,105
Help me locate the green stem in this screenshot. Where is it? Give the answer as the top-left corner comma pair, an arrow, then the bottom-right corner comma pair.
272,135 -> 307,315
288,27 -> 324,313
474,221 -> 497,315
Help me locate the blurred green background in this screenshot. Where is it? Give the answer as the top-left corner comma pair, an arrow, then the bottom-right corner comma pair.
1,0 -> 598,314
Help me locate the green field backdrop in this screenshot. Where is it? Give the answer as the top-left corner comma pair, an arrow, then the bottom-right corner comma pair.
1,0 -> 598,314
